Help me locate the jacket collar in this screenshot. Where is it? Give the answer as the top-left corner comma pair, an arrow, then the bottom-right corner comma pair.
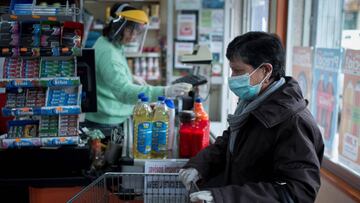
250,77 -> 308,128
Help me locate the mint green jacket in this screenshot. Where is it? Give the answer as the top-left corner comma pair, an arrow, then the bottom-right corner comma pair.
85,36 -> 164,124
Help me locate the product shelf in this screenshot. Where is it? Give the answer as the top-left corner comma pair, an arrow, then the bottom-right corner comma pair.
0,47 -> 82,57
1,3 -> 80,21
1,13 -> 75,21
0,77 -> 80,88
2,137 -> 42,148
0,1 -> 83,149
2,105 -> 81,116
125,52 -> 161,58
41,136 -> 79,146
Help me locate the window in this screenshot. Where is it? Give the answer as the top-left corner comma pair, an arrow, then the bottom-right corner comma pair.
287,0 -> 360,188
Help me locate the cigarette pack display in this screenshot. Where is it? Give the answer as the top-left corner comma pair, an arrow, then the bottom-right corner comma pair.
0,5 -> 82,148
20,21 -> 41,47
61,21 -> 83,48
40,21 -> 61,47
5,87 -> 46,108
0,22 -> 19,33
46,86 -> 79,106
39,115 -> 59,137
40,58 -> 75,77
59,115 -> 78,136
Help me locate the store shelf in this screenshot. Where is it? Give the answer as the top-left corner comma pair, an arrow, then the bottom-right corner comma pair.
1,136 -> 80,148
41,136 -> 79,147
0,77 -> 80,88
2,137 -> 42,149
0,47 -> 82,57
1,13 -> 75,21
0,6 -> 10,14
125,52 -> 161,58
91,24 -> 159,31
2,106 -> 81,116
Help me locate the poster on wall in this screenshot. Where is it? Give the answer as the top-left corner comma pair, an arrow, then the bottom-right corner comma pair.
338,49 -> 360,174
174,42 -> 194,69
311,48 -> 343,157
291,47 -> 313,107
199,9 -> 224,34
177,14 -> 196,41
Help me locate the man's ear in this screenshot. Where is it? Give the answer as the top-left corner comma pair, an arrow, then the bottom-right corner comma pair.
262,63 -> 273,83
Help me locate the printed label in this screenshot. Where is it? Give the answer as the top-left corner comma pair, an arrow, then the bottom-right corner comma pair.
137,122 -> 152,154
152,121 -> 168,152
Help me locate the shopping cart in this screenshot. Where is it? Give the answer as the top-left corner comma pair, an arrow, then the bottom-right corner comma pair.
67,172 -> 199,203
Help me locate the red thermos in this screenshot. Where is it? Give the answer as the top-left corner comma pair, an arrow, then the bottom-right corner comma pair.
179,110 -> 195,158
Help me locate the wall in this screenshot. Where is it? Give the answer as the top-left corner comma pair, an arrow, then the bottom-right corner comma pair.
315,176 -> 357,203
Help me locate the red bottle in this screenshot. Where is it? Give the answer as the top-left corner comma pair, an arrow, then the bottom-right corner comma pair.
192,98 -> 210,157
179,110 -> 196,158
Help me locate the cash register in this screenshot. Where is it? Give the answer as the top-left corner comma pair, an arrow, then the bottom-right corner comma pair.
172,45 -> 213,110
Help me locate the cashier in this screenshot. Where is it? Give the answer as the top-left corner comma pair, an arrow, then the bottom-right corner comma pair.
85,3 -> 191,136
179,32 -> 324,203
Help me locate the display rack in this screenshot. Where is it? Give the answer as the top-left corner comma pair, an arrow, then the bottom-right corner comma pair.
0,0 -> 83,149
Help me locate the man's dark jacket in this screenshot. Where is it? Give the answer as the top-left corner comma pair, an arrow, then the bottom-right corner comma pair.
185,77 -> 324,203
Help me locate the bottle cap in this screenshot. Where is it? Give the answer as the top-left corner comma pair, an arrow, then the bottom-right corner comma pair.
138,92 -> 145,99
164,99 -> 175,109
195,97 -> 203,103
141,96 -> 149,102
179,110 -> 195,122
158,96 -> 165,101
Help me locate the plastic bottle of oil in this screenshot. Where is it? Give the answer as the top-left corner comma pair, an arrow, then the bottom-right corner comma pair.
133,92 -> 145,114
133,96 -> 153,159
151,96 -> 169,159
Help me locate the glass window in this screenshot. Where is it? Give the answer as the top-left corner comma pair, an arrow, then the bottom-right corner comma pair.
287,0 -> 360,181
249,0 -> 270,31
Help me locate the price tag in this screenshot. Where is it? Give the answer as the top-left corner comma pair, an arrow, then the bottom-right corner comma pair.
10,15 -> 17,20
56,107 -> 63,112
48,17 -> 57,21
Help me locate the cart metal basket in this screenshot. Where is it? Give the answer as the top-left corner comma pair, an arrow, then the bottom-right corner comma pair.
67,172 -> 195,203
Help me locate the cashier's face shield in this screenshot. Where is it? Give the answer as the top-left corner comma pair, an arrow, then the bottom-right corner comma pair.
109,10 -> 149,53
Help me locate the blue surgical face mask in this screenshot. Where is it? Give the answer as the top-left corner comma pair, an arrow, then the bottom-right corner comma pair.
228,64 -> 271,101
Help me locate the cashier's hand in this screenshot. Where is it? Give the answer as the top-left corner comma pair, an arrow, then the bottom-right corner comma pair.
179,168 -> 200,190
132,75 -> 147,85
190,190 -> 214,203
165,83 -> 192,98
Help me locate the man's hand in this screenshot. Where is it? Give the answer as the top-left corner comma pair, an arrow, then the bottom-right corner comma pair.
179,168 -> 200,190
190,190 -> 214,203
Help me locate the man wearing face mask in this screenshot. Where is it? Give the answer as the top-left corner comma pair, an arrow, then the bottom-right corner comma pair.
179,32 -> 324,203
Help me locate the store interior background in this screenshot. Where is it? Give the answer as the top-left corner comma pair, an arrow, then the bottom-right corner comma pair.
0,0 -> 359,202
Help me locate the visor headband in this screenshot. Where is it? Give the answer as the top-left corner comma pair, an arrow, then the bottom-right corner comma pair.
115,3 -> 129,17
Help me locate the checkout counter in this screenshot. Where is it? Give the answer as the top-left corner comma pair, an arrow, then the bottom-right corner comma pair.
0,45 -> 214,202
